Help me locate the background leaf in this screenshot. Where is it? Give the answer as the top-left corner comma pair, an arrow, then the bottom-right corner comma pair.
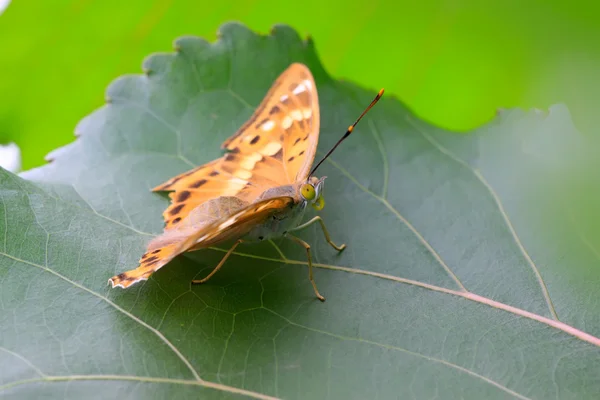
1,0 -> 600,169
2,23 -> 600,399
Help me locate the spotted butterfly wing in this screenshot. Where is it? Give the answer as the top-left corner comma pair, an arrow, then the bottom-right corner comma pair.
109,63 -> 320,288
109,197 -> 294,288
153,63 -> 319,230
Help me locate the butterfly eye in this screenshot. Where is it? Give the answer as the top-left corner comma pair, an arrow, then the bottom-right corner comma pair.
301,183 -> 316,200
311,195 -> 325,211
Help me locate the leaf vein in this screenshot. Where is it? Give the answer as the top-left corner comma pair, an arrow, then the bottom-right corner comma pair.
207,247 -> 600,348
368,119 -> 389,199
324,157 -> 467,291
0,375 -> 280,399
69,184 -> 154,237
0,252 -> 202,382
1,195 -> 7,252
407,116 -> 559,321
265,309 -> 532,400
108,96 -> 195,167
0,346 -> 46,377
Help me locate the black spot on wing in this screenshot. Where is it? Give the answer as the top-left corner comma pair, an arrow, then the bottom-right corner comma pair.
177,191 -> 191,202
170,204 -> 185,215
190,179 -> 207,188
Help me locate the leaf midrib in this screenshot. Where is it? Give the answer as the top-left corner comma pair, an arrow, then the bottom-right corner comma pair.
211,243 -> 600,347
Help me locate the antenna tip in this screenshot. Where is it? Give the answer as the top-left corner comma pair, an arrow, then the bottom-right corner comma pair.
377,88 -> 385,97
348,125 -> 354,133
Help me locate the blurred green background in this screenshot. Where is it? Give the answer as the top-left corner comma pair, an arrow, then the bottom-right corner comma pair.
0,0 -> 598,170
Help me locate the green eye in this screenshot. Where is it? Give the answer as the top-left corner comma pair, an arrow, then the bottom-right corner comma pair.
312,195 -> 325,211
301,183 -> 316,200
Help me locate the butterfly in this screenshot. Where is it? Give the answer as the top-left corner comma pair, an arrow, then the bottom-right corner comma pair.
109,63 -> 383,301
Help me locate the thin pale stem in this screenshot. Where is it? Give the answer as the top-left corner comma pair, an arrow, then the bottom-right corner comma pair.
192,240 -> 242,284
286,234 -> 326,302
289,216 -> 346,252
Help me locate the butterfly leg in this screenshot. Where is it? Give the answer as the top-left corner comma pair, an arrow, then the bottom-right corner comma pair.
191,239 -> 242,285
286,234 -> 326,302
289,216 -> 346,252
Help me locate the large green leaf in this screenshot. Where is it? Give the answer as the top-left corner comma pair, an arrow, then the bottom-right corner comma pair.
2,23 -> 600,399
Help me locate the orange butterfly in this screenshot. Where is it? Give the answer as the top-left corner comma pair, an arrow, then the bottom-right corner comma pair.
109,63 -> 383,301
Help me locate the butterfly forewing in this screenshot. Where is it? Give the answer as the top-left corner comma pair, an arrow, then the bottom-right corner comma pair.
153,63 -> 318,229
221,63 -> 319,184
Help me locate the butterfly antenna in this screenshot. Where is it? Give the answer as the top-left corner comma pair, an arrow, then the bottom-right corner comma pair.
309,88 -> 385,178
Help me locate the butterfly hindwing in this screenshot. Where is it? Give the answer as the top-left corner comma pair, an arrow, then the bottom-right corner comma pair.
108,196 -> 295,288
174,196 -> 295,254
108,232 -> 190,288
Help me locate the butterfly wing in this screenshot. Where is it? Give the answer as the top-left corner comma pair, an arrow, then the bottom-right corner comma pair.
220,62 -> 320,183
153,158 -> 285,230
109,196 -> 294,288
153,62 -> 320,229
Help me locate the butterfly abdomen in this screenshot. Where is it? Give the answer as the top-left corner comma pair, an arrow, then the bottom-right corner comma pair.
243,198 -> 307,243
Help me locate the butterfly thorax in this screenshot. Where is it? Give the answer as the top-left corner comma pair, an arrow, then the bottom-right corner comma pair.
243,176 -> 326,243
243,183 -> 308,243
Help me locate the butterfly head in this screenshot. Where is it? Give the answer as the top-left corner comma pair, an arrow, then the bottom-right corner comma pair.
300,176 -> 326,211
